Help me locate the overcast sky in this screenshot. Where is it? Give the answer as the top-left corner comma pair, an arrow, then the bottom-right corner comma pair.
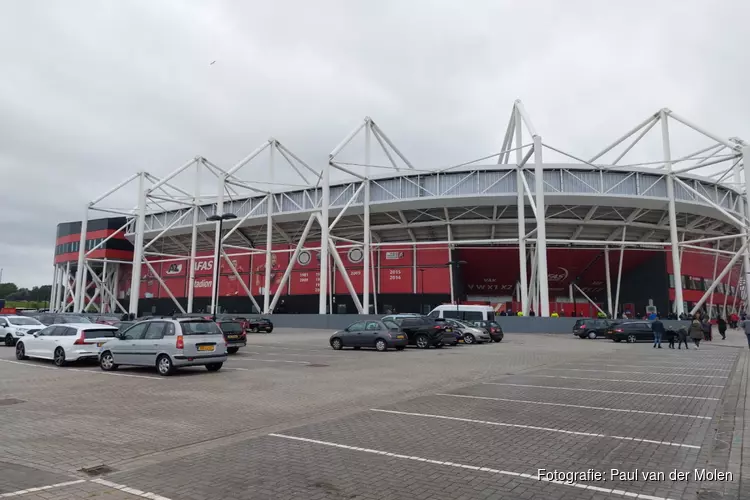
1,0 -> 748,288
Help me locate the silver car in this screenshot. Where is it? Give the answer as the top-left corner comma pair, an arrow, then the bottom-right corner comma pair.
98,318 -> 227,376
443,318 -> 491,344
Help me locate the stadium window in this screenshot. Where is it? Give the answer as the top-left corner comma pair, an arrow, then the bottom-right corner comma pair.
668,274 -> 675,288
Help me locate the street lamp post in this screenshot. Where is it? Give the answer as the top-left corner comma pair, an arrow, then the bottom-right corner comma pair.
446,260 -> 467,319
207,213 -> 237,321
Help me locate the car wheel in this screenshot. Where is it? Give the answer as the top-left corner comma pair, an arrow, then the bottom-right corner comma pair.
353,346 -> 361,350
15,342 -> 27,360
627,334 -> 637,343
100,351 -> 118,371
435,343 -> 444,349
331,338 -> 343,350
415,335 -> 429,349
53,347 -> 66,367
156,354 -> 174,376
206,362 -> 223,372
395,346 -> 405,351
587,331 -> 597,339
4,334 -> 14,346
492,336 -> 503,342
251,327 -> 258,333
266,328 -> 273,333
463,333 -> 475,345
227,347 -> 239,354
375,339 -> 387,352
614,338 -> 622,342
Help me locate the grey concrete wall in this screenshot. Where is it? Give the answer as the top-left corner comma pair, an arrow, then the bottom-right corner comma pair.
262,314 -> 694,333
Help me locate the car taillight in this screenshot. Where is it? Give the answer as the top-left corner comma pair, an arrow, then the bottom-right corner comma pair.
614,328 -> 623,333
579,324 -> 586,329
176,335 -> 184,349
74,334 -> 85,345
434,325 -> 441,329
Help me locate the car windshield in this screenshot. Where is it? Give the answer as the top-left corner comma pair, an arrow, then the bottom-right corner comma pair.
180,320 -> 222,335
9,317 -> 42,326
220,322 -> 243,333
83,329 -> 117,338
486,321 -> 500,327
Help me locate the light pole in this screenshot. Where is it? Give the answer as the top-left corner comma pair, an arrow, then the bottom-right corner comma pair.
446,260 -> 467,319
207,213 -> 237,321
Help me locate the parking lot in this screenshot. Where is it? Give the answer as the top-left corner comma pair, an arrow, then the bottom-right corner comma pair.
0,329 -> 746,499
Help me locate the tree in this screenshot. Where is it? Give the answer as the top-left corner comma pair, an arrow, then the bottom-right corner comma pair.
0,283 -> 18,299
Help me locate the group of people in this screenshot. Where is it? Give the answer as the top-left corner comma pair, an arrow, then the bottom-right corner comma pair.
651,313 -> 743,350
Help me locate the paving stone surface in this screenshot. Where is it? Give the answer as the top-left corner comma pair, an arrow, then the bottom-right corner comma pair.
0,327 -> 747,499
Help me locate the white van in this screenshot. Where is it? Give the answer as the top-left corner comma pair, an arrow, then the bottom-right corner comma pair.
427,305 -> 496,322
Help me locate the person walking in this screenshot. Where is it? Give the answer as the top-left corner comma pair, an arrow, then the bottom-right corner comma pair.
689,317 -> 703,349
676,326 -> 689,350
651,317 -> 665,349
702,317 -> 712,341
717,317 -> 727,340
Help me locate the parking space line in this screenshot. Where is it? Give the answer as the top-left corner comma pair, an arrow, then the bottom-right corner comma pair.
0,479 -> 86,498
91,478 -> 172,500
244,344 -> 329,352
0,359 -> 58,370
548,368 -> 728,378
0,359 -> 163,380
371,409 -> 700,449
230,357 -> 312,365
269,433 -> 678,500
223,367 -> 251,371
483,382 -> 720,400
525,374 -> 725,388
436,393 -> 712,419
241,351 -> 339,359
572,363 -> 730,373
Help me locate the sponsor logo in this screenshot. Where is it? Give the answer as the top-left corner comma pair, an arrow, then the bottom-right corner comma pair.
467,284 -> 514,292
548,267 -> 569,282
195,260 -> 213,272
297,250 -> 312,266
348,247 -> 364,264
165,263 -> 183,275
194,279 -> 212,288
385,251 -> 403,260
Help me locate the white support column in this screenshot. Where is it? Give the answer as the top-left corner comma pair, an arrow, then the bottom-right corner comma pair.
210,175 -> 225,317
662,112 -> 684,316
263,146 -> 275,314
80,265 -> 88,312
527,245 -> 537,313
111,264 -> 119,313
187,161 -> 201,313
614,229 -> 626,316
319,160 -> 331,314
533,135 -> 549,316
708,244 -> 720,317
128,172 -> 147,316
49,266 -> 59,312
516,108 -> 529,315
62,262 -> 71,311
371,246 -> 378,314
100,261 -> 108,313
742,146 -> 750,311
74,207 -> 89,312
362,119 -> 372,314
270,214 -> 315,312
690,239 -> 750,315
447,242 -> 454,304
329,239 -> 364,313
604,247 -> 613,317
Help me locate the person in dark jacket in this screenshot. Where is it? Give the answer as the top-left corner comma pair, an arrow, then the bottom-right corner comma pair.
702,318 -> 712,341
666,327 -> 676,349
717,317 -> 727,340
677,326 -> 689,350
689,318 -> 703,349
651,318 -> 665,348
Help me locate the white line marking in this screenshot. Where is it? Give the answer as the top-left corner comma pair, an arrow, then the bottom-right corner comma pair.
573,363 -> 730,373
269,433 -> 678,500
222,367 -> 251,371
230,357 -> 312,365
0,359 -> 162,380
525,374 -> 725,388
0,479 -> 86,498
244,344 -> 328,351
91,478 -> 173,500
243,351 -> 339,359
483,382 -> 720,400
548,368 -> 728,378
370,409 -> 700,449
0,359 -> 58,370
436,393 -> 711,419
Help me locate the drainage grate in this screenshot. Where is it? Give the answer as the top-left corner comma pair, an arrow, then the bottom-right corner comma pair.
307,364 -> 329,368
79,465 -> 115,476
0,398 -> 25,406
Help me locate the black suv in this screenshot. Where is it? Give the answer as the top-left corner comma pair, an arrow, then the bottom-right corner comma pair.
573,318 -> 615,339
381,314 -> 446,349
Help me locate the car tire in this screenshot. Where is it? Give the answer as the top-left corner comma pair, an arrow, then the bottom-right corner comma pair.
15,342 -> 27,360
206,362 -> 223,372
395,346 -> 405,351
587,331 -> 597,339
99,351 -> 119,371
491,336 -> 503,342
415,335 -> 429,349
613,338 -> 622,342
375,339 -> 387,352
627,334 -> 637,343
250,327 -> 258,333
266,328 -> 273,333
331,338 -> 343,350
435,343 -> 444,349
53,347 -> 66,367
4,334 -> 14,346
463,333 -> 476,345
156,354 -> 174,376
227,347 -> 239,354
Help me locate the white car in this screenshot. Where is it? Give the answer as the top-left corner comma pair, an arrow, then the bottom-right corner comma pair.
15,323 -> 118,366
0,316 -> 45,346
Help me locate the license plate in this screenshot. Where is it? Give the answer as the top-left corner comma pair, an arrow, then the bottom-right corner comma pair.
198,345 -> 215,352
396,335 -> 404,339
227,335 -> 239,340
97,342 -> 104,347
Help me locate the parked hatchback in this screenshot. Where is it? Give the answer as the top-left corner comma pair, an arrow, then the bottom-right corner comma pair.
329,319 -> 408,351
217,320 -> 246,354
573,318 -> 615,339
15,324 -> 118,366
0,315 -> 44,346
98,318 -> 227,376
607,321 -> 652,343
471,320 -> 504,343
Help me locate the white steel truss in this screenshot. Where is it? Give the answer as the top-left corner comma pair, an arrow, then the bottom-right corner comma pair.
57,102 -> 749,317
